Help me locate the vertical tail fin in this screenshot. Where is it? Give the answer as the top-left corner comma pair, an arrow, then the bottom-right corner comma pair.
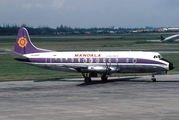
14,27 -> 52,54
160,35 -> 165,42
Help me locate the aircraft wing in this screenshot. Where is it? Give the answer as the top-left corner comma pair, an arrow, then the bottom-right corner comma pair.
146,40 -> 162,42
61,64 -> 88,72
62,64 -> 117,73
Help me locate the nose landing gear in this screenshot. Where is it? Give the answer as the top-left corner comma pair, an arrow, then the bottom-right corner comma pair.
151,77 -> 156,82
151,73 -> 156,82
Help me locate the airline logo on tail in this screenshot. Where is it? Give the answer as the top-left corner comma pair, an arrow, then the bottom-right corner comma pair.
18,37 -> 28,48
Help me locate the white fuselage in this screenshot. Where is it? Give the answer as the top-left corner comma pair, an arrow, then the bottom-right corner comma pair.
163,34 -> 179,42
22,51 -> 170,74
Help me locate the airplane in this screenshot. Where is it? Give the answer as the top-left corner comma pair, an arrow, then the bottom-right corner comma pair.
160,34 -> 179,42
146,34 -> 179,42
6,27 -> 175,83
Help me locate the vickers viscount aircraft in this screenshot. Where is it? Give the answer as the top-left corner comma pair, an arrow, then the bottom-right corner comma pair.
6,28 -> 175,83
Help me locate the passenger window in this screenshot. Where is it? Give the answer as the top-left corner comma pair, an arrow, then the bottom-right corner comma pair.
96,58 -> 99,63
60,58 -> 63,62
83,58 -> 87,63
71,58 -> 74,63
65,58 -> 68,62
126,58 -> 129,63
108,58 -> 111,63
133,58 -> 137,63
115,58 -> 118,63
55,58 -> 57,62
89,58 -> 93,63
78,58 -> 80,63
103,58 -> 106,63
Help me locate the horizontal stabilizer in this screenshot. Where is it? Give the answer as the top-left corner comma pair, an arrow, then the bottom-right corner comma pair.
5,49 -> 28,59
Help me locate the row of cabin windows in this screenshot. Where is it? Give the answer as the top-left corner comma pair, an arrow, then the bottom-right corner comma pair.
53,58 -> 137,63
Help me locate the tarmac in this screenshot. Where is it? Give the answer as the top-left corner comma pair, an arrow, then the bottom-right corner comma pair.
0,74 -> 179,120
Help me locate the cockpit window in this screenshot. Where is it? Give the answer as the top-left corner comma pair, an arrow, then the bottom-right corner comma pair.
154,54 -> 163,59
158,54 -> 163,59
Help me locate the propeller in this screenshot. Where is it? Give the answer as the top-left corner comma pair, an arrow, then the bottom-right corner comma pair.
106,59 -> 112,75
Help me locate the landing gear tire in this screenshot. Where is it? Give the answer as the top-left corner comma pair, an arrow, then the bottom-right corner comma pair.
151,77 -> 156,82
151,73 -> 156,82
84,77 -> 91,83
101,74 -> 108,82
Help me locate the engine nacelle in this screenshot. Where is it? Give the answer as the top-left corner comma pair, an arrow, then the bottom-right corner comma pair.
80,66 -> 121,73
153,71 -> 167,75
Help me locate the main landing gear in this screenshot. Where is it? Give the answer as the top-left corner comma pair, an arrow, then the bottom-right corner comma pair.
82,73 -> 108,83
82,73 -> 92,83
84,77 -> 91,83
151,73 -> 156,82
101,74 -> 108,82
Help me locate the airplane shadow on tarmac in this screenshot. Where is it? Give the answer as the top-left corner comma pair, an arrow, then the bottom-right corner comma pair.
34,76 -> 139,83
76,77 -> 152,86
34,78 -> 82,83
34,76 -> 179,86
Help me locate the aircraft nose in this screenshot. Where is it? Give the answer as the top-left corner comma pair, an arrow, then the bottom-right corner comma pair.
169,62 -> 175,70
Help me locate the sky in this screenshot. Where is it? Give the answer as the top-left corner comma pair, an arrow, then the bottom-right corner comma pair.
0,0 -> 179,28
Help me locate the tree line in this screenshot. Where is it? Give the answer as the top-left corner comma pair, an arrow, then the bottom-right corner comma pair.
0,24 -> 170,35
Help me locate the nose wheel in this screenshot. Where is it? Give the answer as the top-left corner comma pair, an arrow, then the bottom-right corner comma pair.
151,74 -> 156,82
151,77 -> 156,82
